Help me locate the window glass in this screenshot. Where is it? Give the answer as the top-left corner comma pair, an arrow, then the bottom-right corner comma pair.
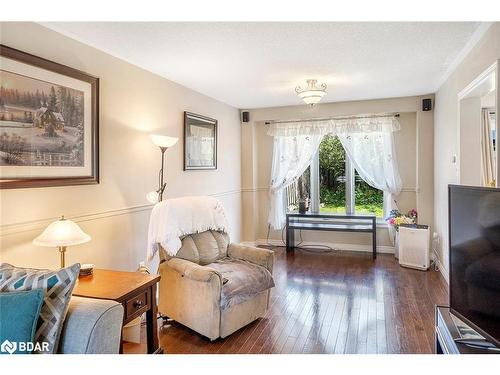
319,135 -> 346,214
286,166 -> 310,212
354,170 -> 384,217
286,134 -> 384,218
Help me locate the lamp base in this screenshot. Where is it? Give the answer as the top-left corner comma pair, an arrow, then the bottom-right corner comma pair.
58,246 -> 67,268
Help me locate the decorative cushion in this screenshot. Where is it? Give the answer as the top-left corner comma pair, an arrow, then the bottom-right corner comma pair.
0,263 -> 81,354
0,289 -> 45,354
206,258 -> 275,310
177,231 -> 229,265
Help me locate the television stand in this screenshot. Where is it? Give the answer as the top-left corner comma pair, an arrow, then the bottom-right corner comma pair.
454,338 -> 499,350
435,305 -> 500,354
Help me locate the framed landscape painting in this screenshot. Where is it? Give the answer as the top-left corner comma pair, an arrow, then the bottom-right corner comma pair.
183,111 -> 217,170
0,45 -> 99,188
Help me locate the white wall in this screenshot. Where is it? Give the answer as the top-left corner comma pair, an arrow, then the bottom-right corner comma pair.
4,21 -> 493,272
434,22 -> 500,278
241,95 -> 434,252
0,22 -> 242,271
459,97 -> 482,186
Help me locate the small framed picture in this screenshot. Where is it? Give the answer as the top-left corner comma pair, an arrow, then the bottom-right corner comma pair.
0,45 -> 99,189
183,111 -> 217,170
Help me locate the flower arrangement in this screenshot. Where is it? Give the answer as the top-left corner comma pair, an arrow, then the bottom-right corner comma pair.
386,208 -> 417,230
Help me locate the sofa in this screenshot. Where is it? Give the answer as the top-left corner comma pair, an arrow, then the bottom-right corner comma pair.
58,296 -> 124,354
158,230 -> 274,341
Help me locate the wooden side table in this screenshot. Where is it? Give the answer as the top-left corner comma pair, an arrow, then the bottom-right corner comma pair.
73,269 -> 162,354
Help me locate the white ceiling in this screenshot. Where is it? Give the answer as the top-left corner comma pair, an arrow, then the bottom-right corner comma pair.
42,22 -> 483,109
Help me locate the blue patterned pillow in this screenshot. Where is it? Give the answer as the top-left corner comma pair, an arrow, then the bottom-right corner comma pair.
0,263 -> 80,354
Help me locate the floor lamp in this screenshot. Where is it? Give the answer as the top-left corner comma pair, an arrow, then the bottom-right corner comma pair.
147,134 -> 178,204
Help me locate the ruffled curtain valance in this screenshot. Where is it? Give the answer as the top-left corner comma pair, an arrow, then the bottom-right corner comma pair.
267,115 -> 400,137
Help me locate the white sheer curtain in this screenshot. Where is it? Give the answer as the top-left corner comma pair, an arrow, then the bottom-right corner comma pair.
336,126 -> 402,258
267,115 -> 402,229
268,132 -> 324,229
268,115 -> 400,137
336,131 -> 402,195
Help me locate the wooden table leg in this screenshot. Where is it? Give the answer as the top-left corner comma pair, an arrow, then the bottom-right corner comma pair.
372,218 -> 377,260
146,283 -> 163,354
119,312 -> 125,354
119,333 -> 124,354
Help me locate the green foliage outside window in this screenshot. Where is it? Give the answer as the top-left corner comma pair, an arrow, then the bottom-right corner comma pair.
319,135 -> 383,217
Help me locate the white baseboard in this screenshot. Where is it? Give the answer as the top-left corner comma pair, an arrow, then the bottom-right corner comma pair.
430,250 -> 449,284
242,239 -> 395,254
435,258 -> 449,284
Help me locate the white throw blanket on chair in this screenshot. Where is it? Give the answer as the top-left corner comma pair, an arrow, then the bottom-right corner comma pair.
146,195 -> 230,260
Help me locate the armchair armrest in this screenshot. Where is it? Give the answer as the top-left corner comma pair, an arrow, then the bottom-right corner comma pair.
167,258 -> 223,283
228,243 -> 274,274
58,296 -> 124,354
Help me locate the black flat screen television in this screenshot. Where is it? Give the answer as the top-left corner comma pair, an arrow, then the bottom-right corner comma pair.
449,184 -> 500,347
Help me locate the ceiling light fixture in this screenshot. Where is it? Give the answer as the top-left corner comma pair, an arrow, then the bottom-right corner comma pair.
295,79 -> 327,107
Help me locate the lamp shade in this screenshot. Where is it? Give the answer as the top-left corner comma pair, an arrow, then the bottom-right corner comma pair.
150,134 -> 178,148
295,79 -> 327,106
33,217 -> 91,247
297,89 -> 327,105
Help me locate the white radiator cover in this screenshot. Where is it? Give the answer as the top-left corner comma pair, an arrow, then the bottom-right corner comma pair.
398,226 -> 430,270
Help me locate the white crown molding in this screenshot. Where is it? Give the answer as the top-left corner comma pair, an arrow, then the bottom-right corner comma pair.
457,61 -> 497,99
435,22 -> 494,92
38,22 -> 237,109
1,189 -> 242,237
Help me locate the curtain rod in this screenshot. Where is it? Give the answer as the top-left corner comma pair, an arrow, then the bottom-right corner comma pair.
264,113 -> 400,125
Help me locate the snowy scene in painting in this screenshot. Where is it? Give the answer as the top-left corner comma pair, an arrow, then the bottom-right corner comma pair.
0,69 -> 84,167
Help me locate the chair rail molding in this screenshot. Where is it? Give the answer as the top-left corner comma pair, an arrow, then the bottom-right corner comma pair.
1,204 -> 154,237
241,186 -> 418,193
1,189 -> 242,237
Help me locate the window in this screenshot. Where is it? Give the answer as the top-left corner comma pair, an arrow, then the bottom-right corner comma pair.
285,166 -> 310,212
319,135 -> 346,214
287,134 -> 384,217
354,170 -> 384,217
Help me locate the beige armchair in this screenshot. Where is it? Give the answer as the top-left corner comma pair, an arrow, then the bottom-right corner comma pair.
158,231 -> 274,341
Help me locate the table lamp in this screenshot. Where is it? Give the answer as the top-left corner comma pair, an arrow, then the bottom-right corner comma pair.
146,134 -> 178,204
33,216 -> 91,268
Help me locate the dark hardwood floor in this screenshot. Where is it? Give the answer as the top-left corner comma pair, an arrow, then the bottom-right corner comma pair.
124,246 -> 448,354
